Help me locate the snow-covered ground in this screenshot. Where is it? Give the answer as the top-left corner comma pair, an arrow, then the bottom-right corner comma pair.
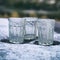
0,42 -> 60,60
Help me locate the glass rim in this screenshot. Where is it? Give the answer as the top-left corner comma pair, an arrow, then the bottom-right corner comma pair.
38,18 -> 55,21
23,17 -> 38,21
8,18 -> 23,20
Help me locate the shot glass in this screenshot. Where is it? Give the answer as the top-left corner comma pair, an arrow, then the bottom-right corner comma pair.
37,19 -> 55,45
24,17 -> 37,40
9,18 -> 25,43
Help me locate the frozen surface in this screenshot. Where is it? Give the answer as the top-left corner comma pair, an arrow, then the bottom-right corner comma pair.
0,42 -> 60,60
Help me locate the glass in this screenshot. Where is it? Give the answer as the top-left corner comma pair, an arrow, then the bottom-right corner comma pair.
37,19 -> 55,45
9,18 -> 25,43
24,17 -> 37,40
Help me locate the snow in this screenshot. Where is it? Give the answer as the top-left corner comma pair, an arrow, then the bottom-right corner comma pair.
0,18 -> 9,40
0,42 -> 60,60
54,32 -> 60,42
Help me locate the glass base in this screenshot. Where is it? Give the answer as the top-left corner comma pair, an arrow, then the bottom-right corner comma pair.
24,34 -> 36,40
9,38 -> 24,44
10,40 -> 20,44
38,41 -> 53,46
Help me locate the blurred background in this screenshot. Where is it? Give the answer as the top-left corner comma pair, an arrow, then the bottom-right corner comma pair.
0,0 -> 60,20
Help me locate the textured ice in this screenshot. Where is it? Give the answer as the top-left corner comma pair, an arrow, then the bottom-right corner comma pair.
0,42 -> 60,60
